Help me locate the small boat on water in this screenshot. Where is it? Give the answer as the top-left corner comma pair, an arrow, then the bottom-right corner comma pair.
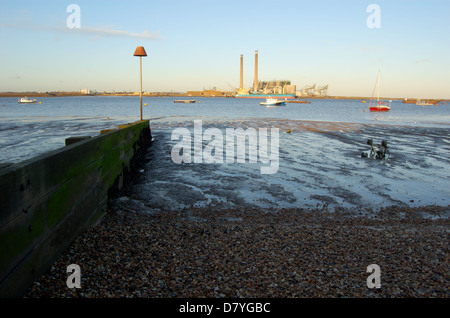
18,97 -> 37,104
416,99 -> 435,106
369,102 -> 391,112
260,97 -> 286,106
174,100 -> 196,104
286,100 -> 311,104
369,71 -> 390,112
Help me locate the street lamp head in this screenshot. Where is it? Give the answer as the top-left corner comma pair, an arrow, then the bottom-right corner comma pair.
133,46 -> 147,57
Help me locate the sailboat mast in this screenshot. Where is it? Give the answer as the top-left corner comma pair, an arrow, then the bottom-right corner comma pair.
377,71 -> 380,104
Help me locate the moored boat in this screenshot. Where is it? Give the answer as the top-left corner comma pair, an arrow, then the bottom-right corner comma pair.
368,71 -> 390,112
18,97 -> 37,104
236,93 -> 296,99
260,97 -> 286,106
174,100 -> 196,103
286,100 -> 311,104
416,99 -> 435,106
369,102 -> 391,112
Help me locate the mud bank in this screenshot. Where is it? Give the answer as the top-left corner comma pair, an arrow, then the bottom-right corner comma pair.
129,118 -> 450,212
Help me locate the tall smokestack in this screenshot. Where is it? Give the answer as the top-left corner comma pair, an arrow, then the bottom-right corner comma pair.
240,54 -> 243,90
253,50 -> 258,92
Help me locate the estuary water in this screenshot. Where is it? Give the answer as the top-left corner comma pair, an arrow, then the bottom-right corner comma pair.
1,96 -> 449,212
1,95 -> 450,125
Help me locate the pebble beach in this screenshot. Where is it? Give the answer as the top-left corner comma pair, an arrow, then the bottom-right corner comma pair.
24,203 -> 449,298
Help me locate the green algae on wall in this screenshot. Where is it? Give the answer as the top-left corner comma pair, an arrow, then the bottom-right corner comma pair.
0,120 -> 151,297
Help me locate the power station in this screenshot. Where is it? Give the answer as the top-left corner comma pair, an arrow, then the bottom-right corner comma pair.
236,50 -> 296,99
236,50 -> 328,98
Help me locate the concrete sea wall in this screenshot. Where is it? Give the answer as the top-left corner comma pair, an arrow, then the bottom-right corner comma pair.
0,120 -> 151,297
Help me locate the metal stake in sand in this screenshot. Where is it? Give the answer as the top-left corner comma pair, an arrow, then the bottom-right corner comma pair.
133,46 -> 147,121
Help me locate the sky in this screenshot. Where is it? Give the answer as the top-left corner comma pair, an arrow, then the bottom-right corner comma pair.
0,0 -> 449,98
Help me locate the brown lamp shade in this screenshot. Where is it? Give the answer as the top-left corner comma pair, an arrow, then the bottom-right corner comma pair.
133,46 -> 147,57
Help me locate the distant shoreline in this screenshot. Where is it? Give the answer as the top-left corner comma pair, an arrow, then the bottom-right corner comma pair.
0,92 -> 447,103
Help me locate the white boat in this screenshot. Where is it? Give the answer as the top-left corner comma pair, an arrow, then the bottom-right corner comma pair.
416,99 -> 435,106
18,97 -> 37,104
260,97 -> 286,106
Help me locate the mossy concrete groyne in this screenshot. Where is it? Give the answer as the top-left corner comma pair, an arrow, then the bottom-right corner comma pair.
0,120 -> 151,297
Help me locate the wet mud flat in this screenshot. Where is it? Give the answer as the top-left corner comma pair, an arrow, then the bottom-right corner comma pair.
130,118 -> 450,211
24,119 -> 449,298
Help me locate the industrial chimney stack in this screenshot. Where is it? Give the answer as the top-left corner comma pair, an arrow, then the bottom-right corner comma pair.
240,54 -> 244,90
253,50 -> 258,92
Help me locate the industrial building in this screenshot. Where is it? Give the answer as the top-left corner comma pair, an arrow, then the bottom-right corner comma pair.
296,84 -> 329,97
236,50 -> 296,98
80,89 -> 94,95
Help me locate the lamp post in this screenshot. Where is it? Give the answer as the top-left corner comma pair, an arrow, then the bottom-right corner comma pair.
133,46 -> 147,121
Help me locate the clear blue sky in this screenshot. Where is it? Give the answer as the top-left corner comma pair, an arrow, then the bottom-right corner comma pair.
1,0 -> 449,98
